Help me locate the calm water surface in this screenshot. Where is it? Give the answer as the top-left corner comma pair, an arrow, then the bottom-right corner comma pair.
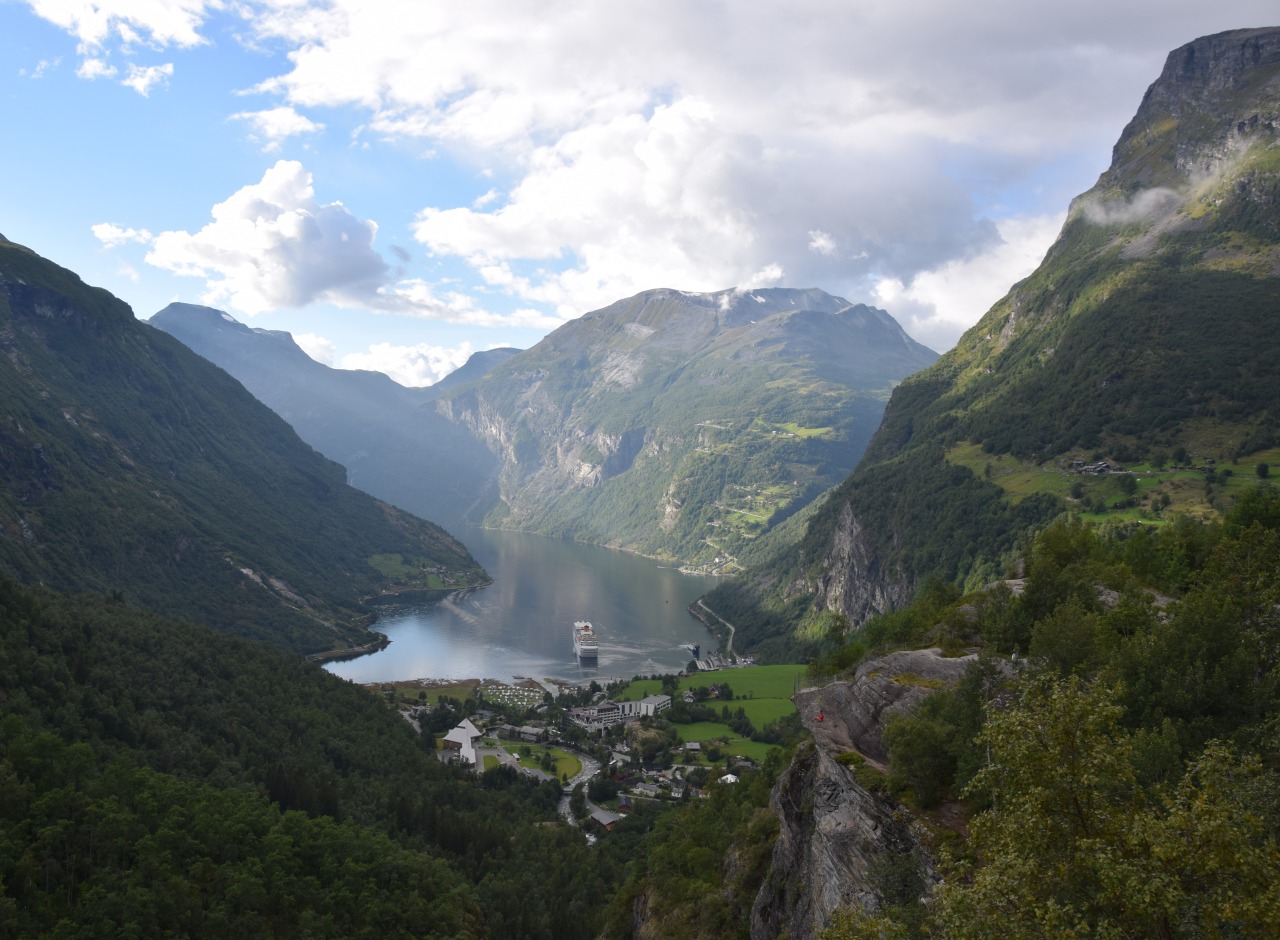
325,529 -> 721,685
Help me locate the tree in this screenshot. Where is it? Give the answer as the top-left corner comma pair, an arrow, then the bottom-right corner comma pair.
931,675 -> 1280,938
1257,462 -> 1270,479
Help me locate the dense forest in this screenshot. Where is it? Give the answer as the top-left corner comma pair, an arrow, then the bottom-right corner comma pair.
0,580 -> 636,938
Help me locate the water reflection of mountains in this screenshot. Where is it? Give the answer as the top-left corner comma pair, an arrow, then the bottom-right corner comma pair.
327,529 -> 719,685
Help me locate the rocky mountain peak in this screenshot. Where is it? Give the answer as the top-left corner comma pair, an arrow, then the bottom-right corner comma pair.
1106,27 -> 1280,187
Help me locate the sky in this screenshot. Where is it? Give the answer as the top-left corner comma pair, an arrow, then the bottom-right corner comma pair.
1,2 -> 1274,386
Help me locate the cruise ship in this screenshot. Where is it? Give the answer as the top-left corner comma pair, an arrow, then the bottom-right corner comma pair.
573,620 -> 599,661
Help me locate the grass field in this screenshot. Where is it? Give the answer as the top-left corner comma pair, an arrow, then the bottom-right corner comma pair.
616,664 -> 807,701
672,722 -> 777,761
509,744 -> 582,781
615,665 -> 805,758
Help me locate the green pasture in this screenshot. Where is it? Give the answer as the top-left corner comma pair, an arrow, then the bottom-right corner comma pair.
510,744 -> 582,781
946,441 -> 1280,522
672,722 -> 776,761
616,664 -> 806,702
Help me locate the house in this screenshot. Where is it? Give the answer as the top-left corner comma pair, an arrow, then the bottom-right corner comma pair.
590,808 -> 623,832
517,725 -> 547,742
442,718 -> 483,767
617,794 -> 633,812
718,773 -> 739,785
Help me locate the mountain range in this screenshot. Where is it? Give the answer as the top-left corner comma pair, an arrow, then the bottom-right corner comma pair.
2,24 -> 1280,940
0,237 -> 488,654
155,288 -> 937,570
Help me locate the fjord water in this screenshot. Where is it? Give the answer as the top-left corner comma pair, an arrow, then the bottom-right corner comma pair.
325,529 -> 721,685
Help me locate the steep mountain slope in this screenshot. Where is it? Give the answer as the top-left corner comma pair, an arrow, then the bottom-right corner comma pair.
150,303 -> 503,527
428,345 -> 521,396
0,237 -> 487,654
436,288 -> 937,568
710,26 -> 1280,651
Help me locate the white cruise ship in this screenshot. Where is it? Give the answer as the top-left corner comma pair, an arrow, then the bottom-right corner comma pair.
573,620 -> 599,660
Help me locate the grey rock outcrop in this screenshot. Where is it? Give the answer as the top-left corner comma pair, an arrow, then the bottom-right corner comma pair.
749,648 -> 996,940
750,742 -> 933,940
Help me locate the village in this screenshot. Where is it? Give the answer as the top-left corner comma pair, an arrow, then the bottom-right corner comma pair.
383,665 -> 804,833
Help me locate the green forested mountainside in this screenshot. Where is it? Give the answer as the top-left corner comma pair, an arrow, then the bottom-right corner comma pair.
0,237 -> 487,654
0,579 -> 617,938
439,288 -> 937,569
709,27 -> 1280,652
809,489 -> 1280,937
149,303 -> 505,529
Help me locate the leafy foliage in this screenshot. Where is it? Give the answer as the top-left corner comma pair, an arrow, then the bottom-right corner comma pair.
819,490 -> 1280,936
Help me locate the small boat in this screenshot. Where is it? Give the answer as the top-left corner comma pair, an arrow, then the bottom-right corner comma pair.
573,620 -> 599,660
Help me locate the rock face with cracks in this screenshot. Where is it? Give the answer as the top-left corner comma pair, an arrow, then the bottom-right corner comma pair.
750,648 -> 986,940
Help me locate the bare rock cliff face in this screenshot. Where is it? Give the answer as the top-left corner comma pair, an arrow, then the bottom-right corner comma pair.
791,501 -> 914,627
749,649 -> 984,939
750,743 -> 933,940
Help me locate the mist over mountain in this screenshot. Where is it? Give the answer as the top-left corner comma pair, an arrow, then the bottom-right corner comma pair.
436,287 -> 938,568
0,238 -> 487,654
707,26 -> 1280,656
149,303 -> 504,528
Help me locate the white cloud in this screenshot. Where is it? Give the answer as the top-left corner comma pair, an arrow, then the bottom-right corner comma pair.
75,57 -> 116,80
139,160 -> 557,329
231,106 -> 325,152
31,0 -> 1280,344
1077,188 -> 1182,226
294,331 -> 336,365
145,160 -> 390,314
92,222 -> 153,247
20,57 -> 61,78
121,62 -> 173,96
26,0 -> 214,50
808,230 -> 836,256
339,340 -> 477,387
873,212 -> 1065,352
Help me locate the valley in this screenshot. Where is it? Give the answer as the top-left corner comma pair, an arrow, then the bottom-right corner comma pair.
2,22 -> 1280,940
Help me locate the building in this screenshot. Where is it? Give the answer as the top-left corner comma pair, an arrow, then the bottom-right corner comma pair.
568,693 -> 671,729
442,718 -> 483,767
590,808 -> 623,832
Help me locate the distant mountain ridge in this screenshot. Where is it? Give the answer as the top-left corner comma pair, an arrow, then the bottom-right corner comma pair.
0,239 -> 488,654
150,303 -> 505,528
436,287 -> 937,567
706,26 -> 1280,656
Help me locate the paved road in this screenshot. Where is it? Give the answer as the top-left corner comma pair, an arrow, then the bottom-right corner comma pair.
558,750 -> 602,829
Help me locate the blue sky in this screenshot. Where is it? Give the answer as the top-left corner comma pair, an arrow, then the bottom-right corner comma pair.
1,1 -> 1274,385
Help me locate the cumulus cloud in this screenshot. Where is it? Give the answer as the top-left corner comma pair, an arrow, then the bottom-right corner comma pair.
137,160 -> 557,329
92,222 -> 153,247
873,212 -> 1065,352
145,160 -> 391,314
30,0 -> 1280,341
231,106 -> 325,152
339,341 -> 477,387
76,57 -> 116,80
122,62 -> 173,96
293,331 -> 337,365
27,0 -> 214,49
27,0 -> 212,95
